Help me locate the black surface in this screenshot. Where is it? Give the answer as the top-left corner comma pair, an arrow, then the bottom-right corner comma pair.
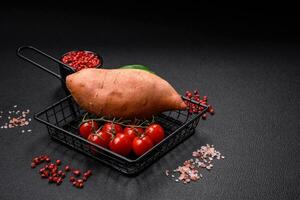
0,4 -> 299,200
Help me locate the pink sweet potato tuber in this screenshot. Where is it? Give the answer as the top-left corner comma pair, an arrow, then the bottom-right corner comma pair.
66,68 -> 186,119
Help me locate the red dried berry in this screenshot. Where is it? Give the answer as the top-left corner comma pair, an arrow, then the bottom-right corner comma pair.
56,177 -> 63,185
55,160 -> 61,165
48,176 -> 54,183
41,172 -> 49,178
73,170 -> 81,176
202,114 -> 207,120
48,163 -> 55,170
83,172 -> 89,178
39,168 -> 45,174
31,163 -> 36,168
52,177 -> 58,182
33,157 -> 40,164
64,165 -> 71,172
45,157 -> 51,162
70,176 -> 76,182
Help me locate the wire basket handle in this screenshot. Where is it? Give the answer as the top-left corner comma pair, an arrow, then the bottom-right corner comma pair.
16,46 -> 75,81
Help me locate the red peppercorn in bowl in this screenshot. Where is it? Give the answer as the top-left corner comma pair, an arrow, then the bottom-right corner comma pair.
61,50 -> 103,71
59,50 -> 103,94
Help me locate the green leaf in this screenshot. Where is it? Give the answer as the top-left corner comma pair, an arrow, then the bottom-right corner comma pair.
119,64 -> 155,74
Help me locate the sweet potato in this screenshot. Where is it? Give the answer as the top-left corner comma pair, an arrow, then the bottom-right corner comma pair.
66,68 -> 186,119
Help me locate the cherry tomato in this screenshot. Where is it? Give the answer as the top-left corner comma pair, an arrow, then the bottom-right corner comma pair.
79,120 -> 99,139
145,124 -> 165,144
123,127 -> 144,141
102,123 -> 123,135
132,135 -> 154,157
87,130 -> 112,148
109,133 -> 132,156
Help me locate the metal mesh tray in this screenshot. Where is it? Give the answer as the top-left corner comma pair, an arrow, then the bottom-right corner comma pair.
35,95 -> 208,175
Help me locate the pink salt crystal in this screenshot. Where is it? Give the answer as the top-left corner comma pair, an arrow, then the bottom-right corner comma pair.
199,163 -> 206,168
192,151 -> 200,157
178,173 -> 185,180
166,144 -> 224,184
182,166 -> 190,172
206,165 -> 213,170
190,174 -> 199,181
165,170 -> 169,176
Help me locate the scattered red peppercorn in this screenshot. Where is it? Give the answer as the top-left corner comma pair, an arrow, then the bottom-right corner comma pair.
48,163 -> 55,170
64,165 -> 71,172
70,176 -> 76,182
73,170 -> 81,176
56,160 -> 61,166
31,155 -> 93,189
41,172 -> 49,178
184,90 -> 215,119
48,176 -> 54,183
52,177 -> 58,182
33,157 -> 40,164
83,172 -> 89,178
84,170 -> 92,178
45,157 -> 51,162
56,177 -> 63,185
31,163 -> 36,168
39,168 -> 45,174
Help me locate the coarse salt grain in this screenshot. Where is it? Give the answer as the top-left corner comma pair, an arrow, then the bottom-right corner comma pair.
166,144 -> 224,184
0,105 -> 32,132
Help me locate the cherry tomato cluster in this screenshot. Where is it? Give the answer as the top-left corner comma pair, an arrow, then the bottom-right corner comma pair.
79,121 -> 165,157
184,90 -> 215,120
61,51 -> 101,71
31,155 -> 92,189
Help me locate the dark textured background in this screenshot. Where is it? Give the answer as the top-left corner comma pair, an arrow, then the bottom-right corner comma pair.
0,3 -> 299,200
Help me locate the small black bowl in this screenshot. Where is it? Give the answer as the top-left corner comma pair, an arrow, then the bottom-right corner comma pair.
59,50 -> 104,94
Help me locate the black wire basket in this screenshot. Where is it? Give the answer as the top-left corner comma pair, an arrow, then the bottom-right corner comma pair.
34,95 -> 208,175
